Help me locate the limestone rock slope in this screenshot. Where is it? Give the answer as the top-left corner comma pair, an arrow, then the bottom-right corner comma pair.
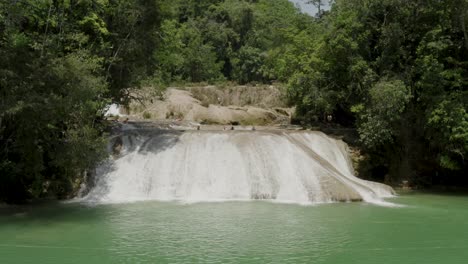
125,85 -> 293,125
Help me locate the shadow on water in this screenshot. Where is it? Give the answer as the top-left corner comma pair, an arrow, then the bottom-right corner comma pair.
110,126 -> 182,155
396,188 -> 468,197
0,201 -> 107,225
137,131 -> 181,155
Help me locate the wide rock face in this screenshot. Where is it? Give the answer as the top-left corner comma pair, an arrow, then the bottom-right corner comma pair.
83,126 -> 394,205
126,86 -> 293,125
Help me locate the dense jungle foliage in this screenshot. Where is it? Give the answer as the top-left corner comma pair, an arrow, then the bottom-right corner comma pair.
0,0 -> 467,202
0,0 -> 162,202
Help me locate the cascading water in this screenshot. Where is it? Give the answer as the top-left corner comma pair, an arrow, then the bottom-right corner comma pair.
82,124 -> 395,205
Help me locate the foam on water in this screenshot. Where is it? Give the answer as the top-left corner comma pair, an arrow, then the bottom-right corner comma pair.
82,127 -> 396,206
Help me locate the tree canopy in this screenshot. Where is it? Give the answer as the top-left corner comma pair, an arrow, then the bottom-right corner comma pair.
0,0 -> 161,202
287,0 -> 468,184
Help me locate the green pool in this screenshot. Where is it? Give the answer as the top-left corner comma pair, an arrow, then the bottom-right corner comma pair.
1,193 -> 467,263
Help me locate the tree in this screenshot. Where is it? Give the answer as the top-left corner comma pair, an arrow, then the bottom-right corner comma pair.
0,0 -> 163,202
307,0 -> 325,16
287,0 -> 467,184
352,79 -> 411,148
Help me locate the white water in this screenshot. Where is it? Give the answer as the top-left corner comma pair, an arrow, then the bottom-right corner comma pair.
83,128 -> 395,205
104,104 -> 124,117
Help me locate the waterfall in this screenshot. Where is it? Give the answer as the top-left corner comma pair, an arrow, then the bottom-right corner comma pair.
82,125 -> 395,205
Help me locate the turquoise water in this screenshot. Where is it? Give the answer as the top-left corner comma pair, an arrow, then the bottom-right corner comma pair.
1,193 -> 467,263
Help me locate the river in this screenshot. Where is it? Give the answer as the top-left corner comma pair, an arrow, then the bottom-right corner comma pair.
1,193 -> 467,263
